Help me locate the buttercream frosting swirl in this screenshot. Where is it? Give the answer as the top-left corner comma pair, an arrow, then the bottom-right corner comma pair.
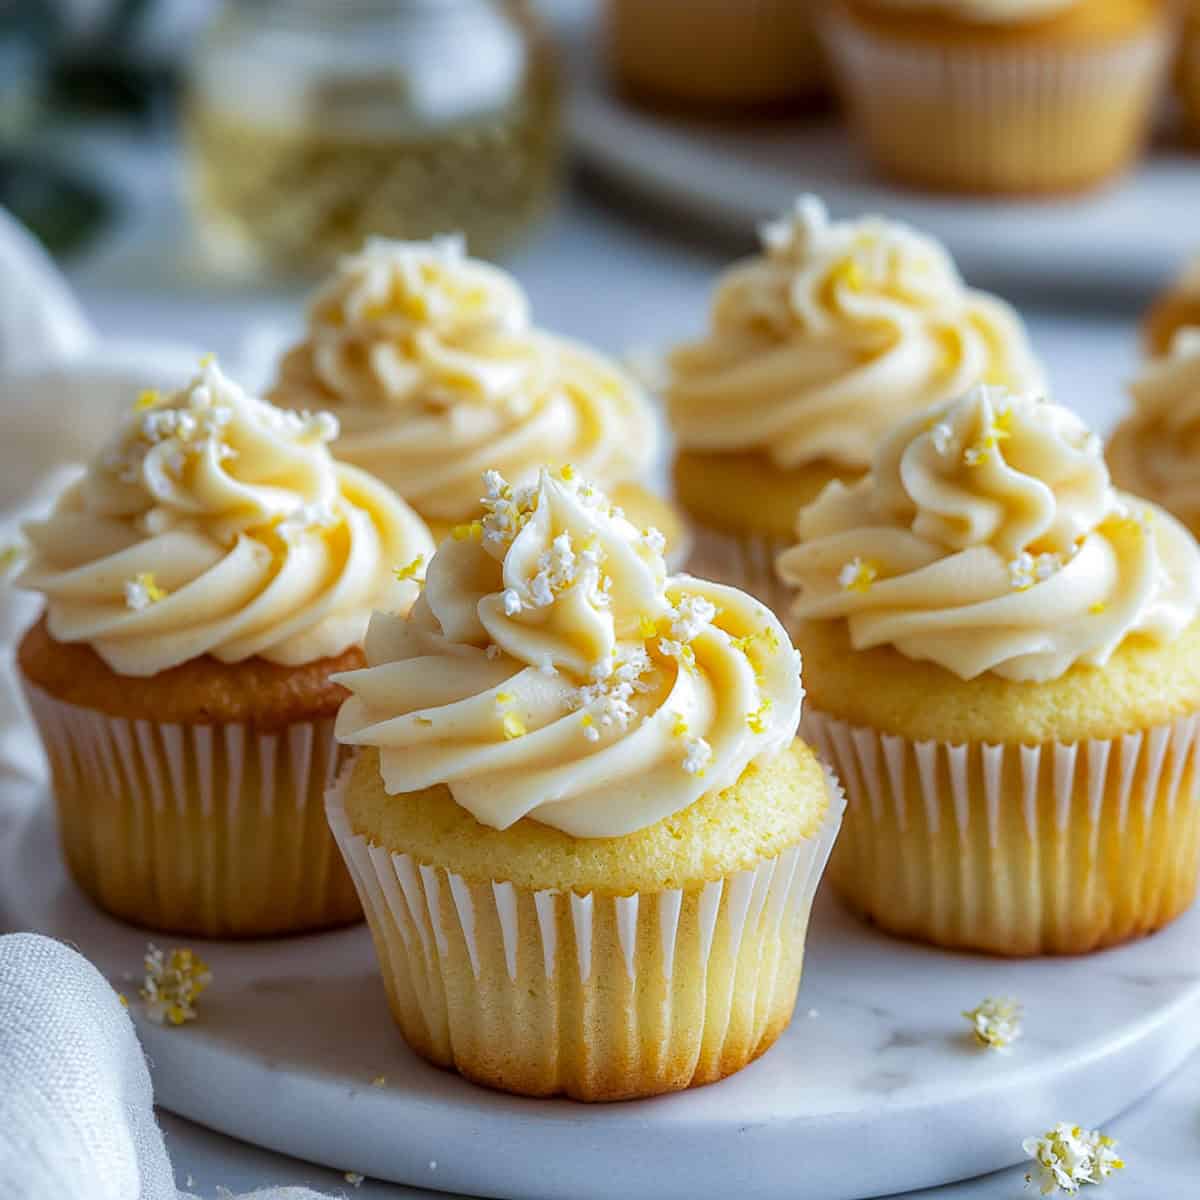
861,0 -> 1081,22
335,468 -> 802,837
666,196 -> 1044,470
271,236 -> 658,520
18,362 -> 434,676
1110,329 -> 1200,534
778,385 -> 1200,682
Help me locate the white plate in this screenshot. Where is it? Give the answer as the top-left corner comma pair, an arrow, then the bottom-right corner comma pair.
5,795 -> 1200,1200
568,38 -> 1200,295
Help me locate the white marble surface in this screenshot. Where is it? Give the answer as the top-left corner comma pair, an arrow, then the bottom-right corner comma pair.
39,160 -> 1196,1197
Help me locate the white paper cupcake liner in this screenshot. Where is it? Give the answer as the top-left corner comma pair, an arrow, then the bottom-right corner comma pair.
822,6 -> 1170,193
803,707 -> 1200,955
685,524 -> 793,620
326,764 -> 844,1100
23,682 -> 360,937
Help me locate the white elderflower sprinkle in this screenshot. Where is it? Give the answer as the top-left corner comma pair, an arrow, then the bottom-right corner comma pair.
1023,1124 -> 1124,1195
838,557 -> 878,594
640,526 -> 666,556
963,997 -> 1023,1051
140,944 -> 211,1026
668,594 -> 717,643
930,422 -> 954,456
124,572 -> 168,611
278,501 -> 337,542
537,655 -> 557,676
682,735 -> 712,777
502,588 -> 523,616
1009,552 -> 1063,592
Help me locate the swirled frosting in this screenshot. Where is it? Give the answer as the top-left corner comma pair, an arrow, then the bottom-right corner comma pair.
270,236 -> 658,521
335,468 -> 802,837
1110,329 -> 1200,534
778,385 -> 1200,682
17,362 -> 434,676
666,196 -> 1044,471
859,0 -> 1082,22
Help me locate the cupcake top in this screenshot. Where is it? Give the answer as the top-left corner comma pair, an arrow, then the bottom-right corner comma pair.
665,196 -> 1043,472
17,361 -> 434,677
335,468 -> 803,837
858,0 -> 1083,22
778,385 -> 1200,683
1110,329 -> 1200,533
270,236 -> 658,521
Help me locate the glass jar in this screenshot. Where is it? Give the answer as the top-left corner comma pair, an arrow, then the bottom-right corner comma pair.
183,0 -> 560,280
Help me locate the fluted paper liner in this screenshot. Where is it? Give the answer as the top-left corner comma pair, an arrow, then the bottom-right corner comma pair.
804,708 -> 1200,956
686,524 -> 793,622
326,766 -> 844,1101
23,682 -> 360,937
823,7 -> 1170,194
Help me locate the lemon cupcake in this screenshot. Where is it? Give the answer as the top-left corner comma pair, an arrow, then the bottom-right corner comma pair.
823,0 -> 1171,194
1143,258 -> 1200,356
328,468 -> 842,1100
16,361 -> 434,937
779,385 -> 1200,956
1110,328 -> 1200,537
605,0 -> 827,109
666,196 -> 1043,612
269,235 -> 686,563
1178,1 -> 1200,142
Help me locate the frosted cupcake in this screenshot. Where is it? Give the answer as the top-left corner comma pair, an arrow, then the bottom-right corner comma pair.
823,0 -> 1171,194
270,235 -> 686,560
1144,258 -> 1200,356
666,196 -> 1043,612
779,385 -> 1200,956
328,467 -> 842,1099
1179,2 -> 1200,143
605,0 -> 827,109
1110,329 -> 1200,537
16,361 -> 434,937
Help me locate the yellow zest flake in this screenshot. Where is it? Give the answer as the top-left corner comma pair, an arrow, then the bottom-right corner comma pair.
496,691 -> 515,705
671,712 -> 689,738
502,711 -> 526,740
198,352 -> 215,367
580,712 -> 595,728
414,715 -> 433,726
134,388 -> 161,411
125,571 -> 168,611
831,258 -> 866,292
393,554 -> 426,582
557,463 -> 576,482
638,614 -> 659,639
1089,601 -> 1107,615
452,521 -> 483,542
991,406 -> 1014,440
746,699 -> 772,735
838,558 -> 878,594
118,993 -> 129,1008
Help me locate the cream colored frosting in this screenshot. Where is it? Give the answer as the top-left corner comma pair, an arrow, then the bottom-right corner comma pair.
778,385 -> 1200,683
18,362 -> 434,676
666,196 -> 1045,471
1110,329 -> 1200,534
335,468 -> 802,837
271,236 -> 658,521
862,0 -> 1082,22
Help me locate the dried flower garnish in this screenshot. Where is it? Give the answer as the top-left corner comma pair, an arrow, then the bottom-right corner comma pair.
838,557 -> 878,594
140,944 -> 211,1026
394,554 -> 426,582
964,996 -> 1023,1051
124,572 -> 168,610
1023,1124 -> 1124,1194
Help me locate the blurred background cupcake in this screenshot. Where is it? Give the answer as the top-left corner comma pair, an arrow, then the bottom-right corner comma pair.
15,361 -> 434,937
780,385 -> 1200,956
665,195 -> 1043,612
822,0 -> 1173,194
1144,256 -> 1200,355
1177,0 -> 1200,142
605,0 -> 828,110
269,234 -> 688,561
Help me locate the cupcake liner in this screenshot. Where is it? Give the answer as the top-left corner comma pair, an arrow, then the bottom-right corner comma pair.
803,707 -> 1200,955
685,523 -> 793,621
607,0 -> 827,108
326,765 -> 844,1101
23,682 -> 360,938
822,6 -> 1170,193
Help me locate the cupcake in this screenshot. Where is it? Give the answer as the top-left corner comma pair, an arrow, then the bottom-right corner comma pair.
1110,328 -> 1200,537
1143,258 -> 1200,356
1178,1 -> 1200,142
16,361 -> 434,937
327,467 -> 842,1099
823,0 -> 1172,194
779,385 -> 1200,956
605,0 -> 827,109
269,235 -> 687,563
665,196 -> 1043,613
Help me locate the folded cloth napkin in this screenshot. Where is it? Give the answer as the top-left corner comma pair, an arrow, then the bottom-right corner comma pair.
0,934 -> 336,1200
